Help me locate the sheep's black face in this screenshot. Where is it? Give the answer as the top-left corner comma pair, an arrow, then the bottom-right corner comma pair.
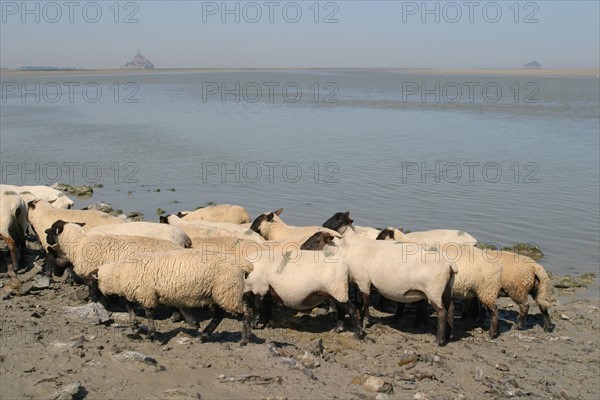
46,244 -> 72,277
376,228 -> 395,240
322,211 -> 353,233
45,220 -> 67,246
301,231 -> 335,250
249,213 -> 272,234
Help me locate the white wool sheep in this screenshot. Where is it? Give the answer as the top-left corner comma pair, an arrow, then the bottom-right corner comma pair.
27,199 -> 125,251
376,227 -> 478,247
303,230 -> 457,345
0,189 -> 28,275
250,208 -> 338,244
161,214 -> 264,242
89,222 -> 192,248
243,244 -> 363,338
96,249 -> 254,343
178,204 -> 251,224
45,221 -> 182,280
0,184 -> 74,209
490,250 -> 554,332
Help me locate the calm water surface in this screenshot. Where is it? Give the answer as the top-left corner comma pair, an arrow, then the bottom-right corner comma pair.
1,70 -> 599,275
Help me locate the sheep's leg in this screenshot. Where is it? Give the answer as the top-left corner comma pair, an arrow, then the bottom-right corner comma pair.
415,299 -> 430,328
361,292 -> 371,329
539,305 -> 554,332
126,301 -> 139,327
340,300 -> 363,339
200,306 -> 225,343
3,235 -> 18,277
240,294 -> 254,346
488,305 -> 499,339
442,280 -> 454,342
144,308 -> 157,340
394,303 -> 405,321
87,279 -> 109,310
179,307 -> 200,329
435,305 -> 448,346
333,302 -> 346,333
170,308 -> 183,323
515,302 -> 529,330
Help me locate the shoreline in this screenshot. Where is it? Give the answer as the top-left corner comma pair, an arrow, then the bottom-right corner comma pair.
1,67 -> 598,78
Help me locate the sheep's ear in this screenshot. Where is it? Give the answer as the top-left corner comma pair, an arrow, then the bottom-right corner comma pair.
27,200 -> 38,209
266,212 -> 274,221
399,228 -> 404,233
76,222 -> 86,227
274,208 -> 283,216
48,199 -> 57,204
325,234 -> 335,243
343,211 -> 350,218
177,212 -> 187,218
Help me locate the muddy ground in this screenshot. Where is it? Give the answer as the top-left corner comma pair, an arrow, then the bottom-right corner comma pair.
0,240 -> 599,400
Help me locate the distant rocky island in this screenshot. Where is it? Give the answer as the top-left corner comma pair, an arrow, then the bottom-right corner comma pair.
121,50 -> 155,70
18,66 -> 80,71
523,61 -> 541,69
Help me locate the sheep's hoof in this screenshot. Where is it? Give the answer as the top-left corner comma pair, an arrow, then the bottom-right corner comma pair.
239,340 -> 249,347
543,324 -> 555,333
199,334 -> 209,343
333,321 -> 344,333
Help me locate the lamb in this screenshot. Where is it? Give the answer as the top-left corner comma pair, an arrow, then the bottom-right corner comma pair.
486,250 -> 554,332
160,214 -> 264,243
177,204 -> 251,224
376,227 -> 477,247
89,222 -> 192,248
96,249 -> 254,344
27,199 -> 125,251
44,220 -> 182,301
302,231 -> 457,345
243,242 -> 363,339
0,184 -> 74,209
250,208 -> 339,244
0,190 -> 28,275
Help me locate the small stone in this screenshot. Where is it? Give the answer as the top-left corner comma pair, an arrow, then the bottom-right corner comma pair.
397,352 -> 418,367
495,363 -> 510,371
34,276 -> 50,289
18,281 -> 35,296
414,393 -> 430,400
162,388 -> 201,399
358,376 -> 394,394
156,208 -> 166,216
47,381 -> 81,400
554,276 -> 583,289
114,350 -> 157,365
474,367 -> 484,381
63,302 -> 110,324
308,338 -> 324,356
560,314 -> 570,320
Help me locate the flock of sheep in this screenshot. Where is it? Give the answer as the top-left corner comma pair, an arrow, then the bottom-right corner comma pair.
1,184 -> 554,346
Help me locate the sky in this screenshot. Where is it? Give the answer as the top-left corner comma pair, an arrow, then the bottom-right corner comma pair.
1,0 -> 599,69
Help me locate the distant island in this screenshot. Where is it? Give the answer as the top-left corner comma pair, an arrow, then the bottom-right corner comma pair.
121,50 -> 155,70
523,61 -> 541,69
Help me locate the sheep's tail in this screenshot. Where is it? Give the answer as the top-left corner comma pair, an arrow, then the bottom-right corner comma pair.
531,262 -> 553,309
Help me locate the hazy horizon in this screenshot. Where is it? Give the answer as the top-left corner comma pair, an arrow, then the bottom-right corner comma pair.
1,1 -> 599,70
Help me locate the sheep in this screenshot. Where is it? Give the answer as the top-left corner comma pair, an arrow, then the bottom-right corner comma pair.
322,212 -> 381,239
44,220 -> 182,301
96,249 -> 254,344
243,242 -> 363,339
250,208 -> 339,244
375,227 -> 502,338
0,184 -> 74,209
160,214 -> 264,243
0,190 -> 28,275
177,204 -> 251,224
302,231 -> 457,346
376,227 -> 477,247
479,250 -> 553,332
89,222 -> 192,248
27,199 -> 125,251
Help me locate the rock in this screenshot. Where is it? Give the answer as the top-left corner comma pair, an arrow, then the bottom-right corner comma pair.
47,381 -> 82,400
475,243 -> 498,250
502,243 -> 543,260
18,281 -> 35,296
555,276 -> 583,289
34,276 -> 50,289
63,302 -> 111,324
397,352 -> 418,367
52,183 -> 93,197
82,203 -> 114,213
114,350 -> 157,365
156,208 -> 166,216
69,286 -> 89,301
495,363 -> 510,372
127,211 -> 144,221
51,336 -> 84,350
560,314 -> 570,320
579,273 -> 596,282
308,338 -> 324,356
474,367 -> 484,381
414,393 -> 430,400
162,388 -> 202,399
353,375 -> 393,394
298,351 -> 321,369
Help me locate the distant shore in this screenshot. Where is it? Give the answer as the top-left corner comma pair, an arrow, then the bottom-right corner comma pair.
1,67 -> 598,77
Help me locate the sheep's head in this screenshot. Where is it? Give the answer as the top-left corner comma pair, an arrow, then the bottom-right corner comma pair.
45,220 -> 85,246
159,215 -> 170,224
249,208 -> 283,237
45,243 -> 73,277
301,231 -> 336,250
322,211 -> 353,234
376,227 -> 404,241
176,212 -> 188,218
